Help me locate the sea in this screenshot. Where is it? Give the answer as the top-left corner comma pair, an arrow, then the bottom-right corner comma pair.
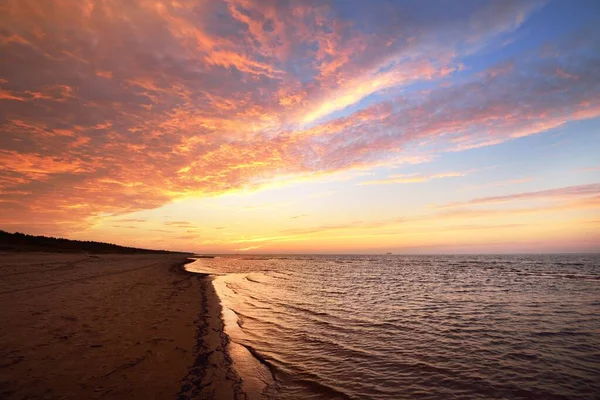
186,254 -> 600,399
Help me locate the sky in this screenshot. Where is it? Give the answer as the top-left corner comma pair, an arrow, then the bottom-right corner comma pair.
0,0 -> 599,254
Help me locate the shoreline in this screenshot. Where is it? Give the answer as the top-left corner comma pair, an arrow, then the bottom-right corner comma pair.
185,262 -> 279,399
177,263 -> 245,399
0,252 -> 242,399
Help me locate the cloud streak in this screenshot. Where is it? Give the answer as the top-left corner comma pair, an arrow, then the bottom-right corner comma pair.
359,172 -> 466,185
439,183 -> 600,208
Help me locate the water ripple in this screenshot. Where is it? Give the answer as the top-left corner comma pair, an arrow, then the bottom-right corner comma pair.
187,254 -> 600,399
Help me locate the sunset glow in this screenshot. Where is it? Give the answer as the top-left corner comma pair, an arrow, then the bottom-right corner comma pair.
1,0 -> 599,253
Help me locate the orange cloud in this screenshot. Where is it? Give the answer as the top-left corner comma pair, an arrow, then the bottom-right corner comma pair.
0,89 -> 25,101
0,151 -> 89,176
96,70 -> 113,79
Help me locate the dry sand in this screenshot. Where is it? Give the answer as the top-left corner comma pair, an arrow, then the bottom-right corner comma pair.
0,252 -> 243,399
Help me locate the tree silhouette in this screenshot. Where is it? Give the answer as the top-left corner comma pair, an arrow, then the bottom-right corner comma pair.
0,230 -> 183,254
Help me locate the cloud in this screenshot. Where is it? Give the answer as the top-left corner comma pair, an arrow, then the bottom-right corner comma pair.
164,221 -> 193,227
439,183 -> 600,208
0,0 -> 598,233
290,214 -> 307,219
435,223 -> 534,231
460,178 -> 532,191
234,245 -> 262,251
279,219 -> 406,236
575,166 -> 600,173
359,172 -> 466,185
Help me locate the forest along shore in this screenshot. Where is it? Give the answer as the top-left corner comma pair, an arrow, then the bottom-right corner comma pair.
0,252 -> 243,399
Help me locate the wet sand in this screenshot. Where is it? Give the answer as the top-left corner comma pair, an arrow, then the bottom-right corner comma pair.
0,253 -> 242,399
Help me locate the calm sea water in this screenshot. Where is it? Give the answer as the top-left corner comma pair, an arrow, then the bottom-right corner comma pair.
186,254 -> 600,399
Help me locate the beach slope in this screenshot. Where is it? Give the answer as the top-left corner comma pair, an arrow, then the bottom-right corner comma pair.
0,253 -> 239,399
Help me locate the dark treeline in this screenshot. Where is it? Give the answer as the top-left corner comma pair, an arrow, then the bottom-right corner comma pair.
0,230 -> 184,254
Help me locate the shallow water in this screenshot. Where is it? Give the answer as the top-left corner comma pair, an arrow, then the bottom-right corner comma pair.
186,254 -> 600,399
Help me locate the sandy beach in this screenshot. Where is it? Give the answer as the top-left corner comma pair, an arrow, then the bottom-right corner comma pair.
0,252 -> 242,399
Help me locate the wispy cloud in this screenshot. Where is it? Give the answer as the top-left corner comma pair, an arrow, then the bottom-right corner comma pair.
359,172 -> 466,185
234,245 -> 262,252
460,178 -> 532,192
114,218 -> 147,223
439,183 -> 600,208
164,221 -> 193,227
575,166 -> 600,173
231,235 -> 296,244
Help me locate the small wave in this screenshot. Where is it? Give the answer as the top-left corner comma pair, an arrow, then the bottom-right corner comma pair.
531,330 -> 593,337
240,343 -> 354,400
238,343 -> 279,382
245,275 -> 264,284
